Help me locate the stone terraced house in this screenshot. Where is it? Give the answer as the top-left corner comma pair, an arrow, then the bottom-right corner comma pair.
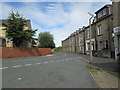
62,2 -> 120,59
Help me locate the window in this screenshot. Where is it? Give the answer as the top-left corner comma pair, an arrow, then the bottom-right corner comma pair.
0,38 -> 6,47
98,11 -> 102,18
99,41 -> 103,50
98,24 -> 102,35
103,9 -> 106,15
6,38 -> 12,44
0,38 -> 2,47
98,9 -> 106,18
7,41 -> 10,43
87,29 -> 90,39
104,40 -> 108,49
87,43 -> 90,50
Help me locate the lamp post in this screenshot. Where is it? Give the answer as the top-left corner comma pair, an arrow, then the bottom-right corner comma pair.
88,12 -> 94,64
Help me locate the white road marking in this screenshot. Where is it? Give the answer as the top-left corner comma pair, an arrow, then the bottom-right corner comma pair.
65,59 -> 69,60
35,63 -> 41,65
13,65 -> 22,68
18,78 -> 22,80
43,62 -> 49,64
50,61 -> 54,63
0,67 -> 8,69
25,64 -> 32,66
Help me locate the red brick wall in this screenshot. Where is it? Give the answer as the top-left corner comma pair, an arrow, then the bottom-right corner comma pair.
0,47 -> 52,58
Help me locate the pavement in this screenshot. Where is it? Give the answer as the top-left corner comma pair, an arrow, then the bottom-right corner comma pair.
1,52 -> 98,88
77,53 -> 118,71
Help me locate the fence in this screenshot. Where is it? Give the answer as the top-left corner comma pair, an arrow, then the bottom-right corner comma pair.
0,47 -> 52,58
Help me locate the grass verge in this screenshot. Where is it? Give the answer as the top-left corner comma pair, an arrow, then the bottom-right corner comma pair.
86,65 -> 118,88
86,65 -> 101,73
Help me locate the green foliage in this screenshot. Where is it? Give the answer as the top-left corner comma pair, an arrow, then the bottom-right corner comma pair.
54,46 -> 62,52
86,65 -> 101,73
38,32 -> 55,49
3,11 -> 37,47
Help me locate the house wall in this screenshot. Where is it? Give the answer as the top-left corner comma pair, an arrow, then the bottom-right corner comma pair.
76,33 -> 80,53
62,38 -> 69,52
0,26 -> 6,38
62,3 -> 118,59
95,15 -> 113,58
71,35 -> 76,53
85,24 -> 96,55
77,30 -> 85,54
112,2 -> 120,59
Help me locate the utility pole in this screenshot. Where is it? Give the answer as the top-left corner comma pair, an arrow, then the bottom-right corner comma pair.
88,12 -> 94,64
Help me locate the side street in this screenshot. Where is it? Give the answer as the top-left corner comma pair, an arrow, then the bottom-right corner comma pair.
0,1 -> 119,89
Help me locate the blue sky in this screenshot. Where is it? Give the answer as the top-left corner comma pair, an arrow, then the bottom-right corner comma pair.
0,1 -> 111,46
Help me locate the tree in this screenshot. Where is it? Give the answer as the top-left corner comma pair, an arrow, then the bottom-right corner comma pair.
3,11 -> 37,47
38,32 -> 55,49
54,46 -> 62,52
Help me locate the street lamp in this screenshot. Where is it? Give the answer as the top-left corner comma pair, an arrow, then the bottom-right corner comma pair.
88,12 -> 94,64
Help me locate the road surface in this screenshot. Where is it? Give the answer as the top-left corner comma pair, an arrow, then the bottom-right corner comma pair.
2,52 -> 98,88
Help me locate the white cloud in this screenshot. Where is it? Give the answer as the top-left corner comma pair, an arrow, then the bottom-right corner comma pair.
1,2 -> 110,47
2,0 -> 110,2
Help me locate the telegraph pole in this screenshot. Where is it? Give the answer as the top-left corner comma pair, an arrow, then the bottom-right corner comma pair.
88,12 -> 94,64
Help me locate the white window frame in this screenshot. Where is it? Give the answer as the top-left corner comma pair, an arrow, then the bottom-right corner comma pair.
98,8 -> 106,18
104,40 -> 108,49
98,24 -> 102,35
108,7 -> 111,15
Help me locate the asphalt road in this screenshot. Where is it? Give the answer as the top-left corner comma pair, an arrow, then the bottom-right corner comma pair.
2,52 -> 98,88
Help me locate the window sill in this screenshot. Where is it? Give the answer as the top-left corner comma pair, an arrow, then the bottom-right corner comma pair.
98,34 -> 103,36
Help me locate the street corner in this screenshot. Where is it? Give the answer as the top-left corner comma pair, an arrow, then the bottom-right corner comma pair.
46,54 -> 54,57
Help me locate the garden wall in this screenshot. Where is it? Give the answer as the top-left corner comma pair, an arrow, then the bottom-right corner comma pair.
0,47 -> 52,58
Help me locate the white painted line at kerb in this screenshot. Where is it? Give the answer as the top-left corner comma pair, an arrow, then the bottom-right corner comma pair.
13,65 -> 22,68
25,64 -> 32,66
0,67 -> 8,70
35,63 -> 41,65
65,59 -> 69,60
43,62 -> 49,64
